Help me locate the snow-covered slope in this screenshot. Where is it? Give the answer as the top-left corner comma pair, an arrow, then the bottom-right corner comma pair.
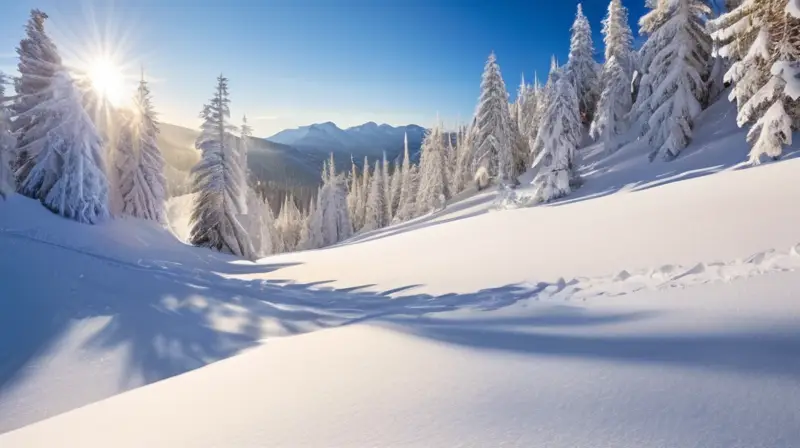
2,99 -> 800,447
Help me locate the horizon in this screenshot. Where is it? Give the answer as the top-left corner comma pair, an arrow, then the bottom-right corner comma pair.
0,1 -> 646,137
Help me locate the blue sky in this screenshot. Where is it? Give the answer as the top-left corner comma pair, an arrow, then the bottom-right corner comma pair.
0,0 -> 646,137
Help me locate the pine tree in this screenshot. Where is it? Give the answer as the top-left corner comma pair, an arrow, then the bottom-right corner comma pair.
189,75 -> 254,259
525,75 -> 544,158
381,151 -> 392,222
346,156 -> 363,231
471,52 -> 516,186
299,193 -> 323,250
417,122 -> 449,214
389,156 -> 403,218
276,193 -> 302,251
238,115 -> 252,210
15,71 -> 110,223
566,3 -> 601,125
240,187 -> 277,258
508,81 -> 531,177
453,118 -> 476,194
629,0 -> 713,161
0,75 -> 14,199
531,58 -> 561,160
12,10 -> 63,180
532,69 -> 583,203
395,134 -> 417,221
319,153 -> 353,246
113,70 -> 167,222
358,155 -> 371,230
591,0 -> 634,151
710,0 -> 800,163
362,159 -> 386,231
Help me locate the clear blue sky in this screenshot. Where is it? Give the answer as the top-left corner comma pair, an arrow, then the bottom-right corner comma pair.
0,0 -> 646,137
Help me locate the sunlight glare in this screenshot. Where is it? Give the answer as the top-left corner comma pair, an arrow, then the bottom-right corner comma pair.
88,58 -> 126,107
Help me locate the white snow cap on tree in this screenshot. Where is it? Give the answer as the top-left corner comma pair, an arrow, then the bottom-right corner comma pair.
472,52 -> 516,186
12,9 -> 63,179
381,151 -> 392,222
566,3 -> 601,125
240,187 -> 277,258
389,155 -> 402,219
710,0 -> 800,164
416,121 -> 449,215
113,70 -> 167,223
319,153 -> 353,246
346,156 -> 363,231
0,74 -> 14,198
363,159 -> 387,231
277,193 -> 303,251
17,71 -> 110,223
189,75 -> 255,259
532,68 -> 582,203
629,0 -> 712,161
590,0 -> 634,151
394,134 -> 417,222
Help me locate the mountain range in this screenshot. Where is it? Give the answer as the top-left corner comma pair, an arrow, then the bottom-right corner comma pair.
266,121 -> 426,158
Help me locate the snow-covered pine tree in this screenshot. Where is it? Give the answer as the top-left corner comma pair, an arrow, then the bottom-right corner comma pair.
531,58 -> 561,160
113,70 -> 167,222
238,115 -> 252,211
590,0 -> 634,151
508,81 -> 531,177
381,151 -> 392,222
346,156 -> 363,231
524,74 -> 543,157
453,118 -> 476,194
276,193 -> 302,251
416,122 -> 449,214
389,156 -> 402,218
630,0 -> 713,161
0,74 -> 14,198
299,193 -> 323,250
12,10 -> 63,180
357,155 -> 371,230
241,187 -> 275,258
319,153 -> 353,246
17,70 -> 110,223
531,67 -> 583,203
189,75 -> 254,259
709,0 -> 800,163
566,3 -> 601,125
395,134 -> 416,220
362,159 -> 386,231
471,52 -> 516,186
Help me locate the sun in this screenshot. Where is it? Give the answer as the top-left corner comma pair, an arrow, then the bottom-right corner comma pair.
88,58 -> 126,107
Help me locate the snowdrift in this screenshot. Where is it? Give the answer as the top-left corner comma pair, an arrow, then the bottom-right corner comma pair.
2,99 -> 800,447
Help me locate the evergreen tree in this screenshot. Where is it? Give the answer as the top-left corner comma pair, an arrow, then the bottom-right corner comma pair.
319,153 -> 353,246
346,156 -> 363,231
395,134 -> 417,220
113,70 -> 167,222
189,75 -> 254,259
471,52 -> 516,186
358,155 -> 371,230
590,0 -> 634,151
299,193 -> 323,250
525,74 -> 544,157
566,3 -> 601,125
362,159 -> 386,231
453,118 -> 476,194
381,151 -> 392,222
630,0 -> 713,161
0,75 -> 14,199
389,156 -> 403,219
710,0 -> 800,163
532,69 -> 583,203
12,10 -> 63,180
532,58 -> 561,160
240,187 -> 277,258
416,123 -> 449,214
16,71 -> 110,223
238,115 -> 252,210
276,193 -> 302,251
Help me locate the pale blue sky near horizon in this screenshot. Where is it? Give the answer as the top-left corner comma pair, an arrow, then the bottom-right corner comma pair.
0,0 -> 649,137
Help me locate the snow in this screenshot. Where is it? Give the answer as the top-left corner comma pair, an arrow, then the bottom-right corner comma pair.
3,98 -> 800,446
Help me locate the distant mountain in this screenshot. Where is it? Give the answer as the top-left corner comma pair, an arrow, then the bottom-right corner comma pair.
266,121 -> 427,160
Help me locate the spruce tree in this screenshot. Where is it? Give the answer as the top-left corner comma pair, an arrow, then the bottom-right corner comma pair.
382,151 -> 392,222
0,75 -> 14,199
395,134 -> 416,221
12,10 -> 63,180
630,0 -> 713,161
590,0 -> 634,151
276,193 -> 302,251
389,156 -> 403,219
532,73 -> 583,203
113,71 -> 167,222
453,118 -> 476,194
471,52 -> 516,186
417,123 -> 449,214
363,159 -> 386,231
566,3 -> 601,125
358,155 -> 371,230
189,75 -> 254,259
346,156 -> 362,231
710,0 -> 800,163
319,154 -> 353,246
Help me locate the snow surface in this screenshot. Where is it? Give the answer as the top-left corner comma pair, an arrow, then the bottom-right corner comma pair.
2,99 -> 800,446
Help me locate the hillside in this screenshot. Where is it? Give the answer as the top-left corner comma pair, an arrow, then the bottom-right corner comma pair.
2,99 -> 800,446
